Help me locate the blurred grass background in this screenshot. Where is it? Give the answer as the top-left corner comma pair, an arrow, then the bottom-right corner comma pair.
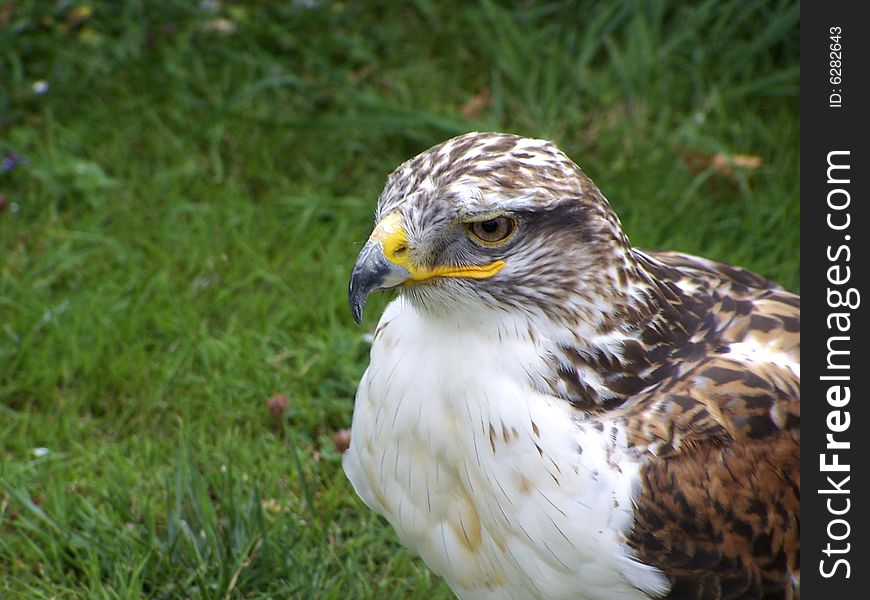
1,1 -> 798,598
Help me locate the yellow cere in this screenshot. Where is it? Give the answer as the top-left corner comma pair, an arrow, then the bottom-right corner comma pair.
371,211 -> 505,282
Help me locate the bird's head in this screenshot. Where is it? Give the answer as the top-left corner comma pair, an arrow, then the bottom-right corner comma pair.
349,132 -> 647,327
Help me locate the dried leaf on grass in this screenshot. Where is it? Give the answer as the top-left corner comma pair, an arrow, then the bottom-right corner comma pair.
679,147 -> 763,180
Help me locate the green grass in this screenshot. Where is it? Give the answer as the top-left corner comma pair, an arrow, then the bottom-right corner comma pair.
1,1 -> 798,598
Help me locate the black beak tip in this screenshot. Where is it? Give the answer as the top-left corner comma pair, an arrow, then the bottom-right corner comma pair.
350,300 -> 364,325
349,282 -> 366,326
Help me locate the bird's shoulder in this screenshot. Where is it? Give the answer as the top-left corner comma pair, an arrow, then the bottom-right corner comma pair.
608,249 -> 800,451
611,250 -> 800,599
644,249 -> 800,344
619,359 -> 800,599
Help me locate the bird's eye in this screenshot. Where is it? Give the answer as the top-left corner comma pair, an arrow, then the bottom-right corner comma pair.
467,217 -> 517,245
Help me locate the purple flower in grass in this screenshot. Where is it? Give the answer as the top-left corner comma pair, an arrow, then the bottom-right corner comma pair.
1,153 -> 27,173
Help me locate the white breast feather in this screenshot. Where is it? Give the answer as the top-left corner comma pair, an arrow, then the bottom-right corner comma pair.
343,297 -> 670,600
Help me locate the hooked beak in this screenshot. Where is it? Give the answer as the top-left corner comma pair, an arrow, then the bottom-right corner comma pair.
348,211 -> 506,324
348,212 -> 411,325
348,242 -> 410,325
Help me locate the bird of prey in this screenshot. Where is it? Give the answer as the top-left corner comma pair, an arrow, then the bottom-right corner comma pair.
343,132 -> 800,600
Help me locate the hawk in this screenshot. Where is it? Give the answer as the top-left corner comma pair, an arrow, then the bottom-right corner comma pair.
343,132 -> 800,600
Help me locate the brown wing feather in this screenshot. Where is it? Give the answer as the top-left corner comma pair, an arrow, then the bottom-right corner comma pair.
619,252 -> 800,599
624,359 -> 799,600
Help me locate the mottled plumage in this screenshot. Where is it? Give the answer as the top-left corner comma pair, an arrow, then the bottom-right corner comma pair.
344,132 -> 799,600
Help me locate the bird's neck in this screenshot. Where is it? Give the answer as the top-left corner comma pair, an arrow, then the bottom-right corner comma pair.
539,250 -> 704,414
398,249 -> 705,415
